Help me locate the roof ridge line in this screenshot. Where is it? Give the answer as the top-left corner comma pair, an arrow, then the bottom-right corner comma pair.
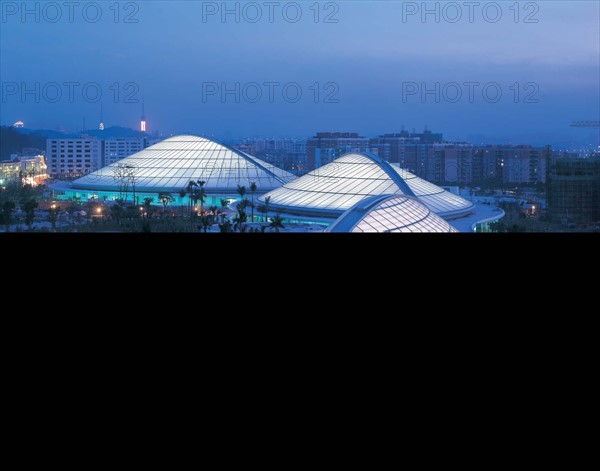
343,152 -> 417,197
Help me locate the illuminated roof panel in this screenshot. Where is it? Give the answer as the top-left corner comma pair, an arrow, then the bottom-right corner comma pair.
70,135 -> 295,193
326,195 -> 458,233
259,152 -> 474,219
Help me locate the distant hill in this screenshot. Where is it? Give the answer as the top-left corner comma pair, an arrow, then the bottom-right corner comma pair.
85,126 -> 146,139
17,126 -> 144,140
18,128 -> 73,139
1,125 -> 146,161
0,126 -> 46,161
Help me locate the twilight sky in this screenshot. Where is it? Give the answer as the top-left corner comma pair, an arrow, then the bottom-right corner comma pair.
1,0 -> 599,149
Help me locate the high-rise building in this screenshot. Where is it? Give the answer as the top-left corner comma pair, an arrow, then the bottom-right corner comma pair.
369,130 -> 445,177
46,137 -> 150,178
238,138 -> 307,172
437,144 -> 474,185
307,132 -> 373,170
548,157 -> 600,224
46,137 -> 103,178
0,154 -> 47,185
103,138 -> 148,166
472,145 -> 550,186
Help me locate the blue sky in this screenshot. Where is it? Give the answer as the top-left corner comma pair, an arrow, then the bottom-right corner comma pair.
1,0 -> 599,148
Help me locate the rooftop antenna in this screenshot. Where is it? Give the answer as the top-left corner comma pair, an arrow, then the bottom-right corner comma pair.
99,104 -> 105,131
140,99 -> 147,133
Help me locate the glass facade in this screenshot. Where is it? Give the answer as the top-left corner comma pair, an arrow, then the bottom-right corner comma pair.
327,195 -> 458,233
259,153 -> 475,219
66,135 -> 296,194
391,165 -> 475,218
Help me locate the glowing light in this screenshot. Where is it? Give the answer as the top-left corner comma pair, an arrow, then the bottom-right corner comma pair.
141,120 -> 147,133
97,208 -> 102,214
23,176 -> 38,187
14,121 -> 24,128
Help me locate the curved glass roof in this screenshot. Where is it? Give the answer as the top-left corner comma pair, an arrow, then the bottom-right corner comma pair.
259,152 -> 474,219
390,164 -> 474,218
326,195 -> 458,233
70,135 -> 296,193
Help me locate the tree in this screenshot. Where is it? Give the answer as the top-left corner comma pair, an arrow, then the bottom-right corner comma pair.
186,180 -> 197,213
1,201 -> 15,232
249,181 -> 257,222
238,198 -> 250,212
22,199 -> 38,230
263,196 -> 271,223
112,164 -> 130,202
158,192 -> 173,215
208,205 -> 219,226
113,167 -> 124,202
237,185 -> 246,202
233,208 -> 247,233
111,202 -> 124,225
47,206 -> 60,230
220,198 -> 229,224
143,197 -> 154,219
196,180 -> 206,216
178,189 -> 187,215
199,215 -> 212,233
256,204 -> 266,222
269,213 -> 285,233
125,165 -> 138,205
219,220 -> 233,233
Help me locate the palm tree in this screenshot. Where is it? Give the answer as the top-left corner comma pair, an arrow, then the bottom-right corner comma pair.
220,198 -> 229,224
158,192 -> 173,216
264,196 -> 271,223
143,197 -> 154,219
237,185 -> 246,203
237,198 -> 248,212
233,208 -> 247,233
249,182 -> 257,222
270,213 -> 285,233
256,204 -> 266,222
196,180 -> 206,216
186,180 -> 197,217
178,189 -> 187,215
